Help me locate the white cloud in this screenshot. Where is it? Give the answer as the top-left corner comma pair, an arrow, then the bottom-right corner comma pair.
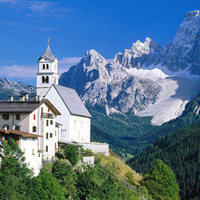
0,64 -> 37,79
58,57 -> 82,73
0,57 -> 82,80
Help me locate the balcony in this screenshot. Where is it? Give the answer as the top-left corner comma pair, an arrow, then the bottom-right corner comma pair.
41,112 -> 54,119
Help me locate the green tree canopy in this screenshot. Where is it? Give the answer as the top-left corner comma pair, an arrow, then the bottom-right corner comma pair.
141,159 -> 180,200
34,166 -> 65,200
52,159 -> 76,198
64,144 -> 80,166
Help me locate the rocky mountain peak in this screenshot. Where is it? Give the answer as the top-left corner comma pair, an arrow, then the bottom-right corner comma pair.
59,10 -> 200,125
184,10 -> 200,21
162,10 -> 200,72
81,49 -> 107,67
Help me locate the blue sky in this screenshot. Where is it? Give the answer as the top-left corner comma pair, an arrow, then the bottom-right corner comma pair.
0,0 -> 199,86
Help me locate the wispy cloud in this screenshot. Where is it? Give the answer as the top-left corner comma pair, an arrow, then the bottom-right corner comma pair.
0,64 -> 37,79
0,0 -> 71,18
58,57 -> 82,73
0,57 -> 81,80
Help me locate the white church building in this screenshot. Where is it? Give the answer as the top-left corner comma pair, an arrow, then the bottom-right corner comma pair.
0,41 -> 109,175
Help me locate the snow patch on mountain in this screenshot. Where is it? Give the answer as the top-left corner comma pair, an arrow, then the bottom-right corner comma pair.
59,10 -> 200,126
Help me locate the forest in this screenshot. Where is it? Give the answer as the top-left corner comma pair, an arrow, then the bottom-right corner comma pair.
126,123 -> 200,200
0,138 -> 180,200
90,94 -> 200,158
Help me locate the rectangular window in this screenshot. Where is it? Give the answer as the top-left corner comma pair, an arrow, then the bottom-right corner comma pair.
32,126 -> 36,132
16,114 -> 20,120
15,125 -> 20,131
46,120 -> 49,126
32,149 -> 35,155
46,133 -> 48,139
33,114 -> 36,120
50,120 -> 53,125
50,133 -> 53,138
46,146 -> 48,152
2,114 -> 9,120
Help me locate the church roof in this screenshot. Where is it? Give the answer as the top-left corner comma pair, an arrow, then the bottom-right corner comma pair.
53,84 -> 92,118
38,44 -> 55,62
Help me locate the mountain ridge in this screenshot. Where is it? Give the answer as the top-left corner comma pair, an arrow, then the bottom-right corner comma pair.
60,10 -> 200,125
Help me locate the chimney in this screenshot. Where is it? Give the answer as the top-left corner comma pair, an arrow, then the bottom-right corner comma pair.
19,95 -> 25,101
9,96 -> 13,102
35,95 -> 41,103
25,93 -> 28,100
20,92 -> 28,101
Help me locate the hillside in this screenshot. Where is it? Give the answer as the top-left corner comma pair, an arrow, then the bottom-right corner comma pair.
126,123 -> 200,200
89,94 -> 200,156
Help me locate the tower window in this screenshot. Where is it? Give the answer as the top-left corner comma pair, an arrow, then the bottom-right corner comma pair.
46,64 -> 49,69
42,76 -> 49,83
32,126 -> 36,132
46,76 -> 49,83
43,64 -> 45,69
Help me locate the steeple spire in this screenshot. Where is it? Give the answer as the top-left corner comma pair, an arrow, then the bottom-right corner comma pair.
38,38 -> 55,62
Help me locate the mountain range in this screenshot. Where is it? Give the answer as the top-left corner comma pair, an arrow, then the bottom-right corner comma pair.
59,10 -> 200,126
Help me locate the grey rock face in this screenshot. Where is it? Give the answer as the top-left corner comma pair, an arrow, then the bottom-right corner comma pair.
114,37 -> 162,69
59,48 -> 162,114
0,78 -> 36,93
59,10 -> 200,118
162,10 -> 200,73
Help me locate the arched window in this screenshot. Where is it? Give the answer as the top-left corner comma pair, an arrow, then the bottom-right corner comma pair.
43,64 -> 45,69
42,76 -> 49,83
32,126 -> 36,132
46,64 -> 49,69
42,76 -> 45,83
46,76 -> 49,83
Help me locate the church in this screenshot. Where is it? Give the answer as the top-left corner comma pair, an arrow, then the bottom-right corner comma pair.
0,40 -> 109,175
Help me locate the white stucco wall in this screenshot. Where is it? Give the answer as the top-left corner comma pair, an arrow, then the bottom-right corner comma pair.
82,142 -> 109,157
0,113 -> 30,132
20,137 -> 42,176
39,103 -> 58,161
69,115 -> 91,143
37,58 -> 58,97
45,86 -> 70,142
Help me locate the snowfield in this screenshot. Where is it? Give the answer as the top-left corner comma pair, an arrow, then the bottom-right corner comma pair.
128,65 -> 200,125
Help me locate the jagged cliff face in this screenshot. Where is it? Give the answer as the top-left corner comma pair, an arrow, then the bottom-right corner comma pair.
59,10 -> 200,125
162,10 -> 200,73
59,49 -> 162,114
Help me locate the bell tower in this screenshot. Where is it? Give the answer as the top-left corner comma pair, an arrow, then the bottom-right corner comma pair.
36,39 -> 59,97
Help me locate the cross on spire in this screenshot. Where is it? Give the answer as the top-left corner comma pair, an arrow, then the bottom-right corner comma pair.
47,37 -> 50,43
